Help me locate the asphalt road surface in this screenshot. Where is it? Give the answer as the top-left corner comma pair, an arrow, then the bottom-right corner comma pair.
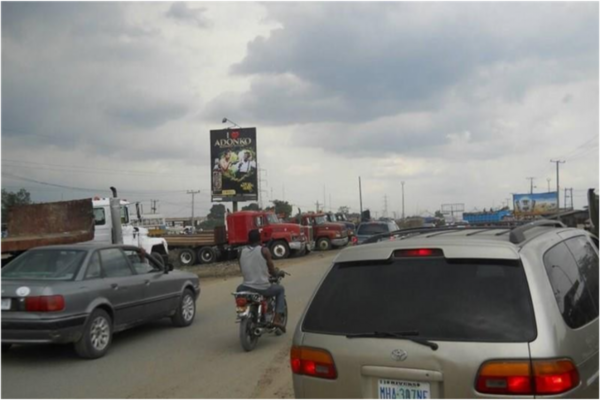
1,251 -> 339,399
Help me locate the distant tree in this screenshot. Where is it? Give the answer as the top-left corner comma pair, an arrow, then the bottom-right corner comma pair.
2,188 -> 32,222
434,210 -> 444,219
242,203 -> 260,211
338,206 -> 350,214
199,204 -> 226,230
271,200 -> 292,219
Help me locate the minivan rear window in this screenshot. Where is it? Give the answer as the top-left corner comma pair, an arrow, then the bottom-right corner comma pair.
303,258 -> 537,342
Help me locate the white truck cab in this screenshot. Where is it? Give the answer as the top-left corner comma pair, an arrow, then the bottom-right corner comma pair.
92,197 -> 169,261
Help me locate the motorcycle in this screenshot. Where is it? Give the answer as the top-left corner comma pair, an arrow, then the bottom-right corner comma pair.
232,271 -> 290,352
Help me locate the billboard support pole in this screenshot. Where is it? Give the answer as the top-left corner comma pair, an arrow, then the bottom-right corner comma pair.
359,177 -> 363,220
233,201 -> 238,212
550,160 -> 565,211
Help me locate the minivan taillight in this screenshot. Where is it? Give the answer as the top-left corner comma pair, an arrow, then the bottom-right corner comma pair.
476,359 -> 579,395
290,346 -> 337,380
25,295 -> 65,312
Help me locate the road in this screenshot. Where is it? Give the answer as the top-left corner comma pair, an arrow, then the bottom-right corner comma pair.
1,251 -> 339,399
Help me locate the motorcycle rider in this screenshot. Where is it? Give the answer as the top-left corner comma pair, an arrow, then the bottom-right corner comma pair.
237,229 -> 286,332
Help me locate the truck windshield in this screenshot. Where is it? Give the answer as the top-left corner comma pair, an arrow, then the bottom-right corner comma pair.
267,214 -> 279,224
315,216 -> 327,225
328,214 -> 337,221
2,250 -> 87,281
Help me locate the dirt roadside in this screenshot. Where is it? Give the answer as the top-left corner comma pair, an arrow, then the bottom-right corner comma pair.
177,249 -> 339,285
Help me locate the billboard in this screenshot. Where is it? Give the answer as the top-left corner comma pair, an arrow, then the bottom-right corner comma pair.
210,128 -> 258,202
513,192 -> 558,216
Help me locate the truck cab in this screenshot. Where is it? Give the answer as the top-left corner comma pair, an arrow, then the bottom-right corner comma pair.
299,213 -> 349,251
226,211 -> 307,260
326,212 -> 356,239
92,197 -> 169,262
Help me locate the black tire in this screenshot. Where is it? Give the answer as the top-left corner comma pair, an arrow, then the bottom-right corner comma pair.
197,246 -> 216,264
275,298 -> 288,336
171,289 -> 196,327
178,249 -> 196,267
270,240 -> 290,260
317,237 -> 331,251
239,318 -> 259,352
2,343 -> 12,352
74,309 -> 112,359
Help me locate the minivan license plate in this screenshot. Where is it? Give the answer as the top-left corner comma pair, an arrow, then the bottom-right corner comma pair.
1,298 -> 11,311
378,379 -> 430,399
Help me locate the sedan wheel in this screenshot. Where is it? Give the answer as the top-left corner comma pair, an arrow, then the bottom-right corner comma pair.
74,309 -> 113,359
172,289 -> 196,327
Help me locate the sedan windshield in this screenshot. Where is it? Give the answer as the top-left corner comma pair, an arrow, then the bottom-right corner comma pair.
2,250 -> 86,281
358,224 -> 390,235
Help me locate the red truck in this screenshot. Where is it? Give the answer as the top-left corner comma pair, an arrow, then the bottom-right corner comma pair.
295,212 -> 349,251
163,210 -> 309,267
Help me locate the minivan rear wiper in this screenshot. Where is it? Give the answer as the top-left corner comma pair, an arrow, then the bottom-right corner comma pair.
346,331 -> 439,351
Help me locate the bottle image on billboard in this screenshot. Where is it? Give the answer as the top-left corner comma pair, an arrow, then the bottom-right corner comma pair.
213,158 -> 222,193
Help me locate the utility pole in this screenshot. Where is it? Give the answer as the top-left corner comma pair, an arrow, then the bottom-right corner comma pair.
547,178 -> 551,192
359,177 -> 363,220
570,188 -> 574,210
323,186 -> 326,213
151,199 -> 159,214
505,198 -> 510,210
329,194 -> 332,213
315,200 -> 320,213
550,160 -> 565,211
383,194 -> 388,218
401,181 -> 405,220
526,177 -> 536,194
187,190 -> 201,228
282,184 -> 285,201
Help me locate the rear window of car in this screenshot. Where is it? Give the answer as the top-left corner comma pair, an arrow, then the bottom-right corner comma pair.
358,224 -> 390,235
2,249 -> 87,281
303,257 -> 537,342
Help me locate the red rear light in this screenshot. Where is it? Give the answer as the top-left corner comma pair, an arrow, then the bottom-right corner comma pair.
476,359 -> 579,395
290,346 -> 337,380
235,297 -> 248,307
534,359 -> 579,395
395,248 -> 443,257
25,296 -> 65,312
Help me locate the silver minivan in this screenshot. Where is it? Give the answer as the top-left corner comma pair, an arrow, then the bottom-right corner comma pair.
292,222 -> 599,398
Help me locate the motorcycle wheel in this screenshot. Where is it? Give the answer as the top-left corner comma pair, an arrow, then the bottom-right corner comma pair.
239,318 -> 259,352
275,298 -> 288,336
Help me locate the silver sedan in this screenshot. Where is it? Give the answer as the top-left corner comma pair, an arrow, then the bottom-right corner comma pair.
1,243 -> 200,359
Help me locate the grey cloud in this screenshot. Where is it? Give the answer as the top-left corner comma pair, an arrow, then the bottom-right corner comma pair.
104,94 -> 188,129
166,2 -> 210,28
217,2 -> 597,126
2,2 -> 196,162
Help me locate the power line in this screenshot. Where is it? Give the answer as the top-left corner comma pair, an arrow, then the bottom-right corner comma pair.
2,171 -> 196,194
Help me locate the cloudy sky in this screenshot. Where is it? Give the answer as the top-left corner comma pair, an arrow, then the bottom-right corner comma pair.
2,2 -> 598,219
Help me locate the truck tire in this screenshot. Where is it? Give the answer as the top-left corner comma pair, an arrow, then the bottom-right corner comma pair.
270,240 -> 290,260
178,249 -> 196,267
197,246 -> 216,264
317,237 -> 331,251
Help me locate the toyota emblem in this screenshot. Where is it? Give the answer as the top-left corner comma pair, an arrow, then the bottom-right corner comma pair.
391,349 -> 408,362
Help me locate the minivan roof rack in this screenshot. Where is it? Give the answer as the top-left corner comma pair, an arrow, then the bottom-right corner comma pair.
508,220 -> 566,244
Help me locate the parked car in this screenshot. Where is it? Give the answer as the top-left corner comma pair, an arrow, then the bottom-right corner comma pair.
291,221 -> 599,398
1,243 -> 200,359
355,221 -> 400,244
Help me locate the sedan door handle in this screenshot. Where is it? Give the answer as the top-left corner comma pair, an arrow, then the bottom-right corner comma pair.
144,280 -> 150,286
111,283 -> 119,290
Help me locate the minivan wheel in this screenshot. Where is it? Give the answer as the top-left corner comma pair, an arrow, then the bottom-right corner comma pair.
239,318 -> 259,352
317,237 -> 331,251
171,289 -> 196,327
74,309 -> 112,359
178,249 -> 196,267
